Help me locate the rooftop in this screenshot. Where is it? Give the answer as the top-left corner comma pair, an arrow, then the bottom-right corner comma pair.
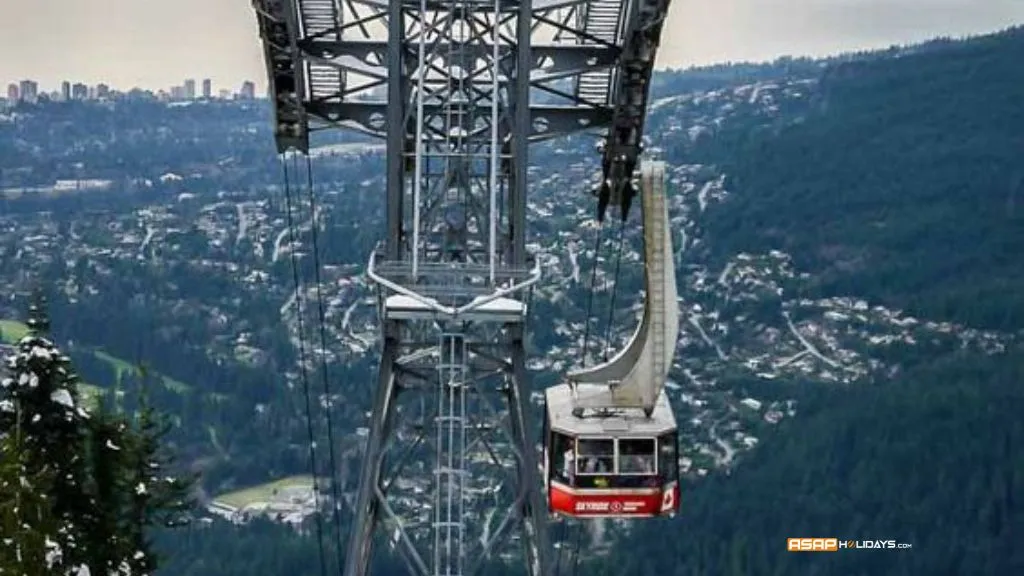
545,383 -> 677,437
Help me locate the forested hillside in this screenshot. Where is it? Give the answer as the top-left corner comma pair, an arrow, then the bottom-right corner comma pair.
591,27 -> 1024,575
600,351 -> 1024,575
702,27 -> 1024,330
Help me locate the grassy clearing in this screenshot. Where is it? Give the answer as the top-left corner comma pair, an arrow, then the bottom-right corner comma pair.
76,383 -> 120,411
213,475 -> 315,509
93,350 -> 191,393
0,319 -> 30,343
2,318 -> 192,408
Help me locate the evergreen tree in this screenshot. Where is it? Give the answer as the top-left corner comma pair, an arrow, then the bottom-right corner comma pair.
0,299 -> 195,575
123,397 -> 195,574
0,330 -> 94,571
0,434 -> 63,575
83,402 -> 134,575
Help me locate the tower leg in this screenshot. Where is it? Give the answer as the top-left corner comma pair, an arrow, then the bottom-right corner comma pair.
345,336 -> 399,576
509,329 -> 553,576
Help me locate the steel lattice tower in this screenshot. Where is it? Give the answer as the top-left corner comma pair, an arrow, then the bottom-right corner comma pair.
254,0 -> 675,573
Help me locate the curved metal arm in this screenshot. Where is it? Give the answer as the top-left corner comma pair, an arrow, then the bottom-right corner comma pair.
366,250 -> 454,315
455,259 -> 542,315
367,250 -> 542,318
568,160 -> 678,413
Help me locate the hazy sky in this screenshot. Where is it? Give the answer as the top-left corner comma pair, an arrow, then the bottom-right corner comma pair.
2,0 -> 1022,92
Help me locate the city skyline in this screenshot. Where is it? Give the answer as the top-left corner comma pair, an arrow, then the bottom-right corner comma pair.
2,0 -> 1022,92
4,77 -> 257,104
3,77 -> 254,96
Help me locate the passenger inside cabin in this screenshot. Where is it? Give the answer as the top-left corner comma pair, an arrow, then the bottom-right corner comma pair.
575,438 -> 615,488
615,438 -> 657,487
618,438 -> 656,474
552,434 -> 673,489
562,446 -> 575,483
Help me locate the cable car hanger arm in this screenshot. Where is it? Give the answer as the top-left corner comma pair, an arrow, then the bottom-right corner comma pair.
570,162 -> 679,415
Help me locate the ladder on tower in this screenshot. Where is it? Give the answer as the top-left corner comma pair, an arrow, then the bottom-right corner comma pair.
434,332 -> 468,575
296,0 -> 345,100
576,0 -> 626,104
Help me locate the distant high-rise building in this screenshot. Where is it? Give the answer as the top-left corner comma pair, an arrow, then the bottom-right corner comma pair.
240,80 -> 256,100
127,88 -> 152,101
18,80 -> 38,103
61,81 -> 71,101
6,83 -> 17,102
202,78 -> 212,99
184,79 -> 196,99
96,84 -> 110,99
171,85 -> 186,100
71,83 -> 88,100
218,89 -> 231,100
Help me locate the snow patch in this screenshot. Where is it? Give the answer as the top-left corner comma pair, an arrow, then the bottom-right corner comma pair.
51,388 -> 75,409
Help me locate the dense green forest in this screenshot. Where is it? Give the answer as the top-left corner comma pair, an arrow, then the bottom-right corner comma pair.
596,350 -> 1024,575
592,26 -> 1024,575
700,27 -> 1024,331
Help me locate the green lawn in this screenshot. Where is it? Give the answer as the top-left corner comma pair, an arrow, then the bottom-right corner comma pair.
2,318 -> 191,403
213,475 -> 315,509
94,350 -> 191,393
0,319 -> 30,343
77,384 -> 105,409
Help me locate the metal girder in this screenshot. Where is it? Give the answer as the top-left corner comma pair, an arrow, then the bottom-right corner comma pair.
253,0 -> 308,153
299,39 -> 620,83
254,0 -> 677,194
593,0 -> 675,222
344,317 -> 551,576
304,101 -> 611,141
345,336 -> 401,576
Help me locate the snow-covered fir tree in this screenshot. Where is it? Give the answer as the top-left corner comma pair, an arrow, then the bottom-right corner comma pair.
122,400 -> 194,574
0,324 -> 94,573
85,407 -> 134,575
0,433 -> 61,575
0,298 -> 193,576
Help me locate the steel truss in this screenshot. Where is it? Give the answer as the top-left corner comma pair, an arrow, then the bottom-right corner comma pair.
255,0 -> 674,221
253,0 -> 675,573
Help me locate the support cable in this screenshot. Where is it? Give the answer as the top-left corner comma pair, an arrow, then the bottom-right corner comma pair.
601,220 -> 628,362
282,155 -> 328,576
579,223 -> 604,369
562,216 -> 626,576
303,154 -> 347,567
557,214 -> 609,576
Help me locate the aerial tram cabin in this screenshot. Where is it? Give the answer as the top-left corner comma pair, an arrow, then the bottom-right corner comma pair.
543,384 -> 679,518
543,161 -> 681,519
